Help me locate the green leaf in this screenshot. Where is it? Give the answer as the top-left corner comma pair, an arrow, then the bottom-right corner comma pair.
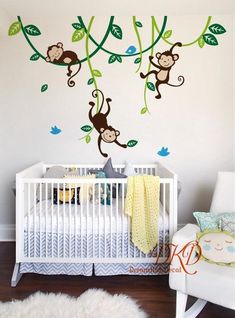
92,69 -> 102,77
163,30 -> 172,39
72,28 -> 85,42
116,55 -> 122,63
24,25 -> 41,36
209,24 -> 226,35
41,84 -> 48,92
108,55 -> 117,64
134,57 -> 141,64
198,36 -> 205,48
30,53 -> 40,61
147,82 -> 155,91
87,78 -> 94,85
111,24 -> 123,40
81,125 -> 92,132
8,21 -> 21,36
85,135 -> 91,144
140,107 -> 147,114
203,33 -> 218,46
127,140 -> 138,147
72,23 -> 83,30
135,21 -> 143,28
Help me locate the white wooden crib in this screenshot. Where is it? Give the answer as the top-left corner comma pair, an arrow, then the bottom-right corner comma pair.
12,162 -> 178,286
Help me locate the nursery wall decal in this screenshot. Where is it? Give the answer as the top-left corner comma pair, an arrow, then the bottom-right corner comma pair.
140,42 -> 185,100
87,89 -> 137,158
8,16 -> 226,157
46,42 -> 82,87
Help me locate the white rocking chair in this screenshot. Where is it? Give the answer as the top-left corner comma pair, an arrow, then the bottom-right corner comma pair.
169,172 -> 235,318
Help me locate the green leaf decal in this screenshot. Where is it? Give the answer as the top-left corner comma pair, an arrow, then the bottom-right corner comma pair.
140,107 -> 147,114
86,135 -> 91,144
108,55 -> 117,64
116,55 -> 122,63
72,23 -> 83,30
87,78 -> 94,85
30,53 -> 40,61
111,24 -> 123,40
203,34 -> 218,46
8,21 -> 21,36
81,125 -> 92,132
209,24 -> 226,35
163,30 -> 172,39
134,57 -> 141,64
127,140 -> 138,147
135,21 -> 143,28
147,82 -> 155,91
198,36 -> 205,48
24,25 -> 41,36
72,28 -> 85,42
41,84 -> 48,92
92,69 -> 102,77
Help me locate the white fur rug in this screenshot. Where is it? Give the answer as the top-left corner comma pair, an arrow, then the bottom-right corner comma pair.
0,289 -> 147,318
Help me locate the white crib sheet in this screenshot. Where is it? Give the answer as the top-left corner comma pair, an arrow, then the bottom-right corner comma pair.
24,199 -> 169,234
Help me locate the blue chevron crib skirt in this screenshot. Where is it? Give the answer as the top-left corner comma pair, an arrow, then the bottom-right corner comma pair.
20,230 -> 169,275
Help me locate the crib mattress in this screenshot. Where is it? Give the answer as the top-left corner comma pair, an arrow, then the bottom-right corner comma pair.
24,199 -> 169,234
21,199 -> 170,276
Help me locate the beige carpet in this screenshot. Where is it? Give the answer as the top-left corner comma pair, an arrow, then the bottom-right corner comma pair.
0,289 -> 147,318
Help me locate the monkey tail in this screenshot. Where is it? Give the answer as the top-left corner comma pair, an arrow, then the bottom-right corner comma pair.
91,89 -> 105,112
167,75 -> 185,87
169,42 -> 182,52
67,61 -> 81,87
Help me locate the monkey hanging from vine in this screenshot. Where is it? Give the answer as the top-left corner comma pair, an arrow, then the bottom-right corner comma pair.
140,42 -> 185,99
46,42 -> 81,87
88,89 -> 127,158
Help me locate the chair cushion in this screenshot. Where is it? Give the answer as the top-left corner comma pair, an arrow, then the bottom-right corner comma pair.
193,211 -> 235,231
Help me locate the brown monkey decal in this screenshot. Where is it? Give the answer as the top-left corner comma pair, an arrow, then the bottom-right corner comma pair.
46,42 -> 81,87
140,42 -> 185,99
89,89 -> 127,158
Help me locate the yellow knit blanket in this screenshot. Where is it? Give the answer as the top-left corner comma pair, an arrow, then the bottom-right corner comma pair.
125,175 -> 160,253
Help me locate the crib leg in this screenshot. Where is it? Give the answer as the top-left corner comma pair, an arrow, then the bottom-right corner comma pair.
11,263 -> 22,287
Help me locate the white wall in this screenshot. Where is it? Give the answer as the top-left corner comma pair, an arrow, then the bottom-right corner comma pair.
0,8 -> 234,239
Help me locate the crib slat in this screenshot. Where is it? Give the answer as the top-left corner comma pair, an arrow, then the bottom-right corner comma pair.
75,185 -> 78,258
110,184 -> 113,258
163,183 -> 166,259
69,184 -> 72,258
122,183 -> 124,258
104,183 -> 107,257
81,185 -> 83,258
45,183 -> 48,258
63,183 -> 65,258
51,183 -> 54,258
27,183 -> 30,258
39,183 -> 42,258
86,184 -> 89,258
92,183 -> 95,258
33,183 -> 36,258
57,183 -> 59,258
116,182 -> 118,257
98,183 -> 101,258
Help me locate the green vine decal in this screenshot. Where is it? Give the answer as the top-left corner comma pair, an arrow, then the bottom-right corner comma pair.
152,16 -> 226,48
132,16 -> 143,72
15,16 -> 114,65
140,17 -> 156,115
77,16 -> 167,58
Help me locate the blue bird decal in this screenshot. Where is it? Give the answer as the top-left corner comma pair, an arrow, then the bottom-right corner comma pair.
125,45 -> 137,54
50,126 -> 62,135
157,147 -> 170,157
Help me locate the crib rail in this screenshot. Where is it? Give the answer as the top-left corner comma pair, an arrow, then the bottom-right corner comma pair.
16,162 -> 177,265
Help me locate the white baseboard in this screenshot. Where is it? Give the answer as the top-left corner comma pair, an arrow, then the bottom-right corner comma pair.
0,224 -> 15,241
